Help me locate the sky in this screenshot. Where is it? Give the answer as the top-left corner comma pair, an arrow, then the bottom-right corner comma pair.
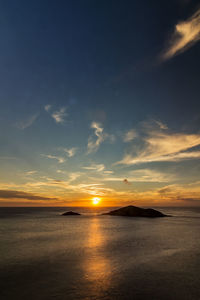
0,0 -> 200,207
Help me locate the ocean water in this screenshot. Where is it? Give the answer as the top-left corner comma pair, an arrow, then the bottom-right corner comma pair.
0,206 -> 200,300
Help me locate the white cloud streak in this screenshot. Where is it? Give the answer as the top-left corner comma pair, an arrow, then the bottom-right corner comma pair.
162,8 -> 200,60
16,113 -> 39,129
63,147 -> 77,157
51,107 -> 67,124
103,169 -> 171,183
154,120 -> 168,130
82,163 -> 105,172
87,122 -> 114,153
158,183 -> 200,202
44,104 -> 52,112
42,154 -> 66,164
123,129 -> 137,142
87,122 -> 105,153
25,171 -> 37,176
117,131 -> 200,165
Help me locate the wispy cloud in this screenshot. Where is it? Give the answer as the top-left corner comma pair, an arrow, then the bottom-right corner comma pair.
25,171 -> 37,176
154,120 -> 168,130
56,170 -> 66,174
44,104 -> 52,112
44,105 -> 68,124
116,128 -> 200,165
162,8 -> 200,60
82,163 -> 105,172
0,190 -> 57,201
51,107 -> 67,124
123,129 -> 137,142
87,122 -> 105,153
158,183 -> 200,203
87,122 -> 114,153
68,172 -> 82,182
103,170 -> 114,174
42,154 -> 66,163
73,183 -> 114,196
104,169 -> 171,183
25,177 -> 113,197
63,147 -> 77,157
16,113 -> 39,129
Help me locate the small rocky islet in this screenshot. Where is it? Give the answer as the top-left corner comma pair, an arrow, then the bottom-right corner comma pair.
62,205 -> 166,218
102,205 -> 167,218
62,211 -> 81,216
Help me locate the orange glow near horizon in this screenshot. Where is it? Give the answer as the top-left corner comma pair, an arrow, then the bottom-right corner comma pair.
92,197 -> 101,205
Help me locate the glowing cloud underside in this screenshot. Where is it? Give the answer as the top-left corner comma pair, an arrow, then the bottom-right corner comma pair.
162,8 -> 200,60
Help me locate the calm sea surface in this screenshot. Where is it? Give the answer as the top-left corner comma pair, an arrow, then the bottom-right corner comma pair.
0,207 -> 200,300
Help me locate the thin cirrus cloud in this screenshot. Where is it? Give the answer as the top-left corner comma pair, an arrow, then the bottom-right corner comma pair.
63,147 -> 77,157
68,172 -> 82,182
82,163 -> 105,172
25,178 -> 113,197
123,129 -> 137,142
87,122 -> 105,153
154,120 -> 168,130
158,183 -> 200,203
16,113 -> 39,129
162,8 -> 200,60
44,104 -> 52,112
116,130 -> 200,165
104,169 -> 171,183
42,154 -> 66,164
52,107 -> 67,124
25,171 -> 37,176
44,105 -> 67,124
128,169 -> 171,182
0,190 -> 57,201
87,122 -> 114,154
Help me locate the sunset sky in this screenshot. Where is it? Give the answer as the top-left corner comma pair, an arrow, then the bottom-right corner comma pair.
1,0 -> 200,206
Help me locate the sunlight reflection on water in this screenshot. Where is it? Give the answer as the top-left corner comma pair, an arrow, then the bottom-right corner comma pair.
82,217 -> 111,298
1,207 -> 200,299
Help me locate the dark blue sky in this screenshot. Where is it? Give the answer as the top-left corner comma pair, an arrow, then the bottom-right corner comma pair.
1,0 -> 200,206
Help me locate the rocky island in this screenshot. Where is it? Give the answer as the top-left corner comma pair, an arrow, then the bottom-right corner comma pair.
62,211 -> 81,216
103,205 -> 166,218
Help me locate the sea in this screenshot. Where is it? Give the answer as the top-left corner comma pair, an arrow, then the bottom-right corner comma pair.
0,206 -> 200,300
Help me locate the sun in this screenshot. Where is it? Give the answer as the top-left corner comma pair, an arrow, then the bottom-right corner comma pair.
92,197 -> 101,205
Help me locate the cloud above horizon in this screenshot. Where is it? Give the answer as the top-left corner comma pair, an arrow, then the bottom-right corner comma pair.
117,130 -> 200,165
87,122 -> 114,153
123,129 -> 137,142
87,122 -> 105,153
42,154 -> 66,164
44,104 -> 52,112
162,8 -> 200,60
44,105 -> 68,124
104,169 -> 171,183
0,190 -> 57,201
82,163 -> 105,172
16,113 -> 39,129
63,147 -> 77,157
158,183 -> 200,203
52,107 -> 67,123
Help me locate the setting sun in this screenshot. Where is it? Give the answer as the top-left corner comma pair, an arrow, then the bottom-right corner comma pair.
92,197 -> 101,205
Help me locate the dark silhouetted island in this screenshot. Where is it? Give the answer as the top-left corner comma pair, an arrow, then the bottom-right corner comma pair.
62,211 -> 81,216
103,205 -> 166,218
